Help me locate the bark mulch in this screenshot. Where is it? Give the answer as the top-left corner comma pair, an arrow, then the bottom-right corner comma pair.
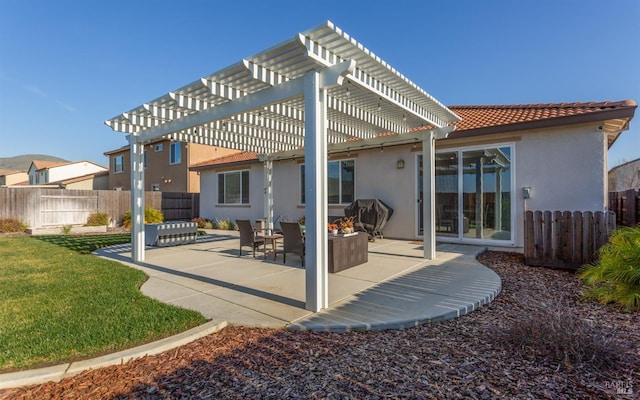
1,252 -> 638,399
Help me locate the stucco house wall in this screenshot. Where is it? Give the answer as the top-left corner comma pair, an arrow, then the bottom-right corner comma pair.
609,158 -> 640,191
105,141 -> 240,192
199,163 -> 265,224
0,170 -> 28,186
516,123 -> 608,212
196,122 -> 617,248
47,162 -> 106,183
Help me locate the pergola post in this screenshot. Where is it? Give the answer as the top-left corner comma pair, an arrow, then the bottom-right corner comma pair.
303,69 -> 328,312
423,131 -> 436,260
128,136 -> 145,262
263,157 -> 274,233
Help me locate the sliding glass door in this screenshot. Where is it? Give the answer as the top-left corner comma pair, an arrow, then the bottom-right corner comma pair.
419,144 -> 513,243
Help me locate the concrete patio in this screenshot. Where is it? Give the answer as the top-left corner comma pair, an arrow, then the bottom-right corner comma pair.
95,230 -> 501,332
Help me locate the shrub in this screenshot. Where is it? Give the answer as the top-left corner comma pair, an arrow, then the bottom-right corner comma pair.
214,217 -> 235,231
0,218 -> 26,233
86,212 -> 109,226
578,225 -> 640,312
122,208 -> 164,228
192,217 -> 213,229
499,301 -> 621,370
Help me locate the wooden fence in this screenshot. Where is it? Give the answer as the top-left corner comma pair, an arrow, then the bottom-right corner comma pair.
524,210 -> 615,270
609,189 -> 640,227
0,188 -> 199,228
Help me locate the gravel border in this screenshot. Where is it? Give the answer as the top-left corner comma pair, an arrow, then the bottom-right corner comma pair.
1,251 -> 638,399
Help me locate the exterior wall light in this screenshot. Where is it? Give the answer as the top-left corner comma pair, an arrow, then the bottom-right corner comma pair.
397,159 -> 405,169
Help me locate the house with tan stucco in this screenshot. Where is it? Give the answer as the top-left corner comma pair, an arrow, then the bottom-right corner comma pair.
190,100 -> 637,249
104,139 -> 240,192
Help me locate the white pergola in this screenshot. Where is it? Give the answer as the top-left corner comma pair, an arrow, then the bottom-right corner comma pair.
105,21 -> 460,312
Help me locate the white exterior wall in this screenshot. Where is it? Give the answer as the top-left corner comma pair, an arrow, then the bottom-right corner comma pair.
267,151 -> 418,239
197,123 -> 610,247
47,162 -> 106,183
272,160 -> 304,223
514,123 -> 608,247
199,164 -> 265,225
348,147 -> 418,239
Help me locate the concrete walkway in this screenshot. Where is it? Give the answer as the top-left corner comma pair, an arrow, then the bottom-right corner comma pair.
95,231 -> 501,331
0,231 -> 501,389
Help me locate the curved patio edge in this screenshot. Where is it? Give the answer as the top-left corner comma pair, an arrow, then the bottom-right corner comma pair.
0,320 -> 228,390
287,247 -> 502,332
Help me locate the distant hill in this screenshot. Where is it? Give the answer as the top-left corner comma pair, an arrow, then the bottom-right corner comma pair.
0,154 -> 68,171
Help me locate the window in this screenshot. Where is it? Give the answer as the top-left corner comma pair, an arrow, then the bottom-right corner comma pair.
154,143 -> 163,152
170,142 -> 181,164
218,170 -> 249,204
151,183 -> 160,191
144,150 -> 147,168
300,159 -> 355,204
113,155 -> 124,173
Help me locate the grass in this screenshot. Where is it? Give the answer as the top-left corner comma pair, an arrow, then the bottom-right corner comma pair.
0,235 -> 207,371
35,233 -> 132,254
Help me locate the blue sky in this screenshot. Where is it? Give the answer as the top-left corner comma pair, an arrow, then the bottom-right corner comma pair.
1,0 -> 638,169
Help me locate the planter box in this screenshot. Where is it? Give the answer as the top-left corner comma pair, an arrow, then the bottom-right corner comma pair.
145,221 -> 197,247
328,232 -> 368,273
27,225 -> 107,236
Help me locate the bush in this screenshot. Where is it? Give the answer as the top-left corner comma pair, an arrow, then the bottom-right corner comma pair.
0,218 -> 26,233
214,217 -> 235,231
499,302 -> 621,370
192,217 -> 213,229
86,212 -> 109,226
122,208 -> 164,228
578,225 -> 640,312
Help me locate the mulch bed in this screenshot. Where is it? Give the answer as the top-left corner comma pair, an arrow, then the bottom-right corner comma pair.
2,251 -> 638,399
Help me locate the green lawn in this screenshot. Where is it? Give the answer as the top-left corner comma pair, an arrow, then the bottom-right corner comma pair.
0,235 -> 207,371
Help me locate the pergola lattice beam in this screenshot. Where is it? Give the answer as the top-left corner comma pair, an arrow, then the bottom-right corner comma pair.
133,60 -> 354,144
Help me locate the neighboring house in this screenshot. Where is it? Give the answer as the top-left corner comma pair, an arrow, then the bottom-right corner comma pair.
0,169 -> 28,186
608,157 -> 640,191
49,170 -> 110,190
27,160 -> 107,186
191,100 -> 637,249
103,139 -> 240,192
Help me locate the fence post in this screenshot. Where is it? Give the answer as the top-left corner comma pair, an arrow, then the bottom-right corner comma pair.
572,211 -> 583,266
524,211 -> 534,259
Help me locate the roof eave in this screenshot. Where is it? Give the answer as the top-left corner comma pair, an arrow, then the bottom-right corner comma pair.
189,159 -> 259,171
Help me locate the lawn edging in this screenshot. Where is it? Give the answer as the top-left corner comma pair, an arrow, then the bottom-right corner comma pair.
0,320 -> 228,390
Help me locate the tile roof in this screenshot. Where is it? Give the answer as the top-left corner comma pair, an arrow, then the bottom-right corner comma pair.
190,151 -> 258,169
190,100 -> 637,169
31,160 -> 68,170
0,169 -> 25,176
448,100 -> 636,133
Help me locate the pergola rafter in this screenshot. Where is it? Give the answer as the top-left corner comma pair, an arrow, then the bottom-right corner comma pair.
105,21 -> 460,312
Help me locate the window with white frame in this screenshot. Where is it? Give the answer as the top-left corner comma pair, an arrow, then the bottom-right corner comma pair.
170,142 -> 181,165
113,155 -> 124,173
218,170 -> 249,204
300,159 -> 355,204
151,183 -> 160,191
155,143 -> 163,152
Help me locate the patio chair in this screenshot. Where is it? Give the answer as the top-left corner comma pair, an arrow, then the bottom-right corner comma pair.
236,219 -> 265,258
280,221 -> 305,266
